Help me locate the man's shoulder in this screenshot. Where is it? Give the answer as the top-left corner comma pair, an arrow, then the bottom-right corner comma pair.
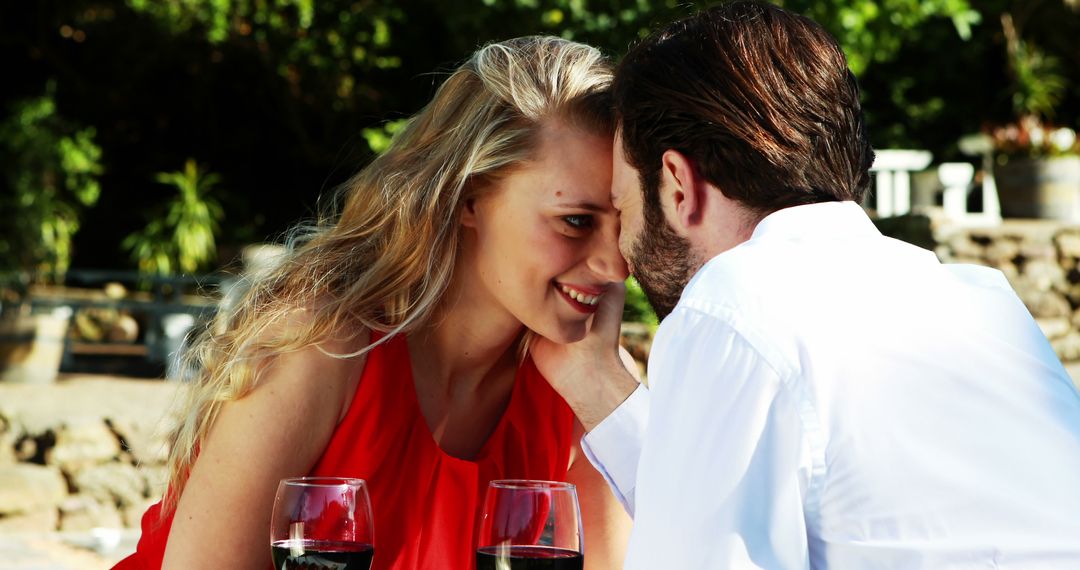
680,238 -> 809,311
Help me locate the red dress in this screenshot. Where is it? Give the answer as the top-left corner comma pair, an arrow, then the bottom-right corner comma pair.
114,332 -> 576,569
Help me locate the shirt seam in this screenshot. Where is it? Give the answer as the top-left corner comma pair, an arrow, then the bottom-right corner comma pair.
674,297 -> 830,525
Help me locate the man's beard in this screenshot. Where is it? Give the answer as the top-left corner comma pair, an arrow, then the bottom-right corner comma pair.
628,199 -> 699,321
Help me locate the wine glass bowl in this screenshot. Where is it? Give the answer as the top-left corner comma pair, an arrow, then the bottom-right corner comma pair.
477,479 -> 583,570
270,477 -> 375,570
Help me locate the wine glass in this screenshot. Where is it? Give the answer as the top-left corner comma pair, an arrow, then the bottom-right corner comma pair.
476,479 -> 583,570
270,477 -> 375,570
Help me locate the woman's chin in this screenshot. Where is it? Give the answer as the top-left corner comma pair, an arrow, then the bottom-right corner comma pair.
533,321 -> 588,345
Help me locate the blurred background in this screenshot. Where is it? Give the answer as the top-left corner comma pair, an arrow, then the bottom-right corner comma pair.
2,0 -> 1078,278
2,2 -> 1080,567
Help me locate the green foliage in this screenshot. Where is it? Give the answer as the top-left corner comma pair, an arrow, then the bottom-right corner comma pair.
123,159 -> 225,275
0,86 -> 103,280
1010,44 -> 1066,120
361,118 -> 410,155
623,277 -> 657,326
457,0 -> 975,76
124,0 -> 405,114
7,0 -> 1079,273
779,0 -> 978,75
1001,10 -> 1067,122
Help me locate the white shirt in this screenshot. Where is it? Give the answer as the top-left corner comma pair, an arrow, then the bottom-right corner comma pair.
583,201 -> 1080,569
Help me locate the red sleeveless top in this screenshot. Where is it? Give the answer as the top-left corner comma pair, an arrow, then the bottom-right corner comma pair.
115,333 -> 576,569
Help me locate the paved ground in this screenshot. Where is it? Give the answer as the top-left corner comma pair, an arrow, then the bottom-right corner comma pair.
0,530 -> 137,570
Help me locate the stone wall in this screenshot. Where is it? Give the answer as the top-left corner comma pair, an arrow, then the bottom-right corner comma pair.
875,212 -> 1080,365
0,376 -> 180,534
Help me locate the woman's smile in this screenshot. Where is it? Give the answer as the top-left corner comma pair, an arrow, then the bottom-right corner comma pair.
554,281 -> 603,313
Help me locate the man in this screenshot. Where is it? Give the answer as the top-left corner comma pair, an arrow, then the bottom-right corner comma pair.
530,1 -> 1080,568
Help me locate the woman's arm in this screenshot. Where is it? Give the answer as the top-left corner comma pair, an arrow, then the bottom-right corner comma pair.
564,346 -> 641,569
162,330 -> 369,569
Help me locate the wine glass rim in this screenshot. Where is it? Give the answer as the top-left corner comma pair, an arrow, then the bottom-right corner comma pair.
281,476 -> 367,488
488,479 -> 576,490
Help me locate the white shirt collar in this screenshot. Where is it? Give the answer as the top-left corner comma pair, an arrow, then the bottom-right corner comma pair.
681,201 -> 879,300
750,201 -> 880,241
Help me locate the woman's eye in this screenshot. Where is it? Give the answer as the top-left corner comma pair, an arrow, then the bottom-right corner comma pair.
562,215 -> 593,230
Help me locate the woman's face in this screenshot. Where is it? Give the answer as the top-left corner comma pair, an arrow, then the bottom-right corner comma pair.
461,120 -> 628,344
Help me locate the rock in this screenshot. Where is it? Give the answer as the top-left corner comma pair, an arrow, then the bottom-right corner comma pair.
1019,240 -> 1058,262
1052,332 -> 1080,362
0,508 -> 59,533
0,465 -> 67,515
138,464 -> 170,499
949,256 -> 986,266
1061,256 -> 1078,273
107,314 -> 140,343
47,420 -> 121,474
983,239 -> 1020,267
1064,284 -> 1080,307
0,415 -> 15,466
59,494 -> 124,531
0,376 -> 183,437
1018,289 -> 1072,319
123,497 -> 157,528
1056,230 -> 1080,258
104,282 -> 128,299
0,434 -> 14,466
995,262 -> 1020,282
946,234 -> 984,260
1017,260 -> 1067,292
73,463 -> 147,508
1036,318 -> 1071,341
15,436 -> 38,462
108,418 -> 171,466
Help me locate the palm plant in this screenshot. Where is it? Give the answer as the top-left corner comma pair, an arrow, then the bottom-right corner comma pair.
123,159 -> 225,275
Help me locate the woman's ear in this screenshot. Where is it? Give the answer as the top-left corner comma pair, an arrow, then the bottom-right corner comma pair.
460,197 -> 479,228
659,149 -> 704,231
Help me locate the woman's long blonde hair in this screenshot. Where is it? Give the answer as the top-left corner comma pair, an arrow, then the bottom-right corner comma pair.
162,36 -> 615,511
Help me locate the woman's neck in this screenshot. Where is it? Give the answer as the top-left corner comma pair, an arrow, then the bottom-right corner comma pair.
408,274 -> 524,396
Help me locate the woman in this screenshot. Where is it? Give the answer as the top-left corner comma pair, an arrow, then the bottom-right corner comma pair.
115,36 -> 632,569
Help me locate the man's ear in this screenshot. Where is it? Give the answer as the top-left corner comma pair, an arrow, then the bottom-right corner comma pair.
660,149 -> 703,230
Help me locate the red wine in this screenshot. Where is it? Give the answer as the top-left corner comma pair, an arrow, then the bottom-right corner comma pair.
475,545 -> 583,570
271,539 -> 374,570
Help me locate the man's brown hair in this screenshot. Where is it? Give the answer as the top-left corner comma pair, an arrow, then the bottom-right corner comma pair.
614,0 -> 875,217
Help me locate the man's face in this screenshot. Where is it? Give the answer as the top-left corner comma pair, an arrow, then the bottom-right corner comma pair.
611,133 -> 699,321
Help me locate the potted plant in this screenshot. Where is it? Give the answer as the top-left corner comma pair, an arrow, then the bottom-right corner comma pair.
991,11 -> 1080,221
122,159 -> 225,367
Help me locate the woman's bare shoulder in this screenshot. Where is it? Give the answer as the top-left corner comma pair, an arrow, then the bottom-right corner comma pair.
163,319 -> 371,568
260,308 -> 372,420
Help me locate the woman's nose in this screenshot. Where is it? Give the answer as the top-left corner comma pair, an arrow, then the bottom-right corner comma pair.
588,225 -> 630,282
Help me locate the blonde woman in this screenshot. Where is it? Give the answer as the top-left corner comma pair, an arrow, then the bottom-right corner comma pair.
114,36 -> 632,570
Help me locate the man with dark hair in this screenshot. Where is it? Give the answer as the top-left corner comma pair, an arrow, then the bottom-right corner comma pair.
532,1 -> 1080,567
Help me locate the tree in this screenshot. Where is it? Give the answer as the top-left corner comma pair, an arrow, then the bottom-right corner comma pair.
3,0 -> 1073,275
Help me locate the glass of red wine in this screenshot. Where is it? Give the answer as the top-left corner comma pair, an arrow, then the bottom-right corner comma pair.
270,477 -> 375,570
476,479 -> 583,570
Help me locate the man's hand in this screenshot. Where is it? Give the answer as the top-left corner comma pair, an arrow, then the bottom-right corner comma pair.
532,281 -> 641,432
